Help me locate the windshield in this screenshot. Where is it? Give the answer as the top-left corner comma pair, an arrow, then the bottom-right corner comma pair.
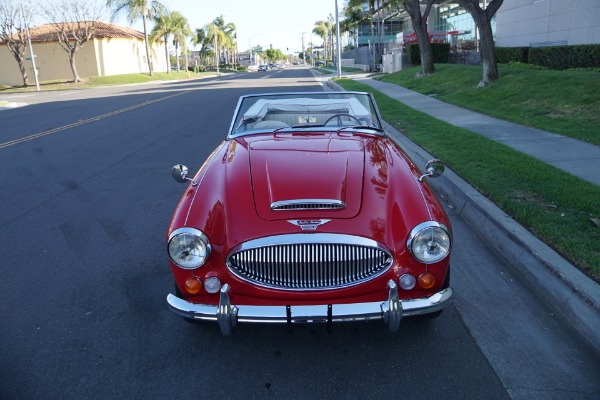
228,92 -> 384,138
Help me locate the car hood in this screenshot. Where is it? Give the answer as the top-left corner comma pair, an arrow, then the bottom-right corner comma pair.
176,133 -> 444,250
249,137 -> 364,220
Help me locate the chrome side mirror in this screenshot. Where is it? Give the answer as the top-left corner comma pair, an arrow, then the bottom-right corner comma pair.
419,159 -> 445,182
172,164 -> 197,186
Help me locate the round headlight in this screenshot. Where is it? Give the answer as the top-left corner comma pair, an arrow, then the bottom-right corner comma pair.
168,227 -> 211,269
407,222 -> 451,264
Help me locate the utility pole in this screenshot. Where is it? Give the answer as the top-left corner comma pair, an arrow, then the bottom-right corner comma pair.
335,0 -> 341,78
300,32 -> 307,64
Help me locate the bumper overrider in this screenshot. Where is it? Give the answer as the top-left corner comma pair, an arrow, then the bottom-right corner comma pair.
167,280 -> 453,335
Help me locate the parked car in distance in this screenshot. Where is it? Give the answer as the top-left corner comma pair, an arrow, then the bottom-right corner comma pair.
166,92 -> 453,335
258,65 -> 268,71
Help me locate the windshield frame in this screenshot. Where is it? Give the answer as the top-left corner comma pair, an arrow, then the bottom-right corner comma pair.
227,91 -> 386,139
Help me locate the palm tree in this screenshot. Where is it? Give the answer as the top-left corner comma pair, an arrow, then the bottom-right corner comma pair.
193,27 -> 210,66
106,0 -> 166,76
214,16 -> 236,67
342,4 -> 368,48
150,10 -> 175,73
312,20 -> 329,62
170,11 -> 192,74
347,0 -> 376,69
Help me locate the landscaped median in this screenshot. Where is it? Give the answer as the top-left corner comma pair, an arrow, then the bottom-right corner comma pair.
335,77 -> 600,282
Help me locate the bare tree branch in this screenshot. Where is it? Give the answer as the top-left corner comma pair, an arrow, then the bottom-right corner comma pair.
0,0 -> 35,86
37,0 -> 106,82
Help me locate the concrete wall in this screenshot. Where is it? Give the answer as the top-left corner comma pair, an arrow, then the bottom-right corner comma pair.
0,37 -> 167,87
496,0 -> 600,47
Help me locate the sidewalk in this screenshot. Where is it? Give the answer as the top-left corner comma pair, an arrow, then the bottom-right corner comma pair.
354,75 -> 600,187
325,72 -> 600,353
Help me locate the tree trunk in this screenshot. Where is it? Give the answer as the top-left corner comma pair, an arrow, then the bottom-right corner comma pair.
7,45 -> 30,86
414,20 -> 434,76
17,58 -> 29,87
164,34 -> 170,74
475,14 -> 498,87
69,49 -> 81,82
405,0 -> 435,77
457,0 -> 504,87
142,14 -> 153,76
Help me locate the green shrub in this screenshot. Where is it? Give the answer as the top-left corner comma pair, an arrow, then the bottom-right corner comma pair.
496,47 -> 529,63
407,42 -> 451,65
504,61 -> 547,70
407,44 -> 419,65
529,44 -> 600,69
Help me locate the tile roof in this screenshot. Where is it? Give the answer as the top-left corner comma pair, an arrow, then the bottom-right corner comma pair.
27,21 -> 147,42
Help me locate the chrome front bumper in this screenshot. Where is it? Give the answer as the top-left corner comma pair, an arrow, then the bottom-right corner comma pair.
166,280 -> 453,335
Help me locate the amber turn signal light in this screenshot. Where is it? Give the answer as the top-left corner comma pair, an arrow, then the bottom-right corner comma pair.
418,272 -> 436,289
185,277 -> 202,294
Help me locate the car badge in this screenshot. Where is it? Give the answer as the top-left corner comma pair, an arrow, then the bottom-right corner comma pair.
288,219 -> 331,231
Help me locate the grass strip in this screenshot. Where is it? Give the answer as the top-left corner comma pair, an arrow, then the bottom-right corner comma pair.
0,71 -> 218,93
377,64 -> 600,146
337,78 -> 600,281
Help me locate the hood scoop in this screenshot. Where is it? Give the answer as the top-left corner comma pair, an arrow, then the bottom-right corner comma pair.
271,199 -> 345,211
249,137 -> 365,220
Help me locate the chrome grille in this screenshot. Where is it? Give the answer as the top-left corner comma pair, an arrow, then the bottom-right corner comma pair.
271,199 -> 344,211
226,234 -> 392,290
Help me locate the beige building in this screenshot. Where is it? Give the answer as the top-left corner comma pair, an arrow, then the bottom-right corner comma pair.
0,21 -> 167,87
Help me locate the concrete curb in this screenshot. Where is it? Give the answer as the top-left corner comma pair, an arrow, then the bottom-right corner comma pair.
0,101 -> 28,110
327,78 -> 600,353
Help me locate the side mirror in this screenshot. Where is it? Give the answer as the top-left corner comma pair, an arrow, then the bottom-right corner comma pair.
172,164 -> 197,186
419,159 -> 445,182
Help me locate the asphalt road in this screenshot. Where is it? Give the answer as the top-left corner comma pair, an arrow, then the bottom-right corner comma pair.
0,67 -> 597,400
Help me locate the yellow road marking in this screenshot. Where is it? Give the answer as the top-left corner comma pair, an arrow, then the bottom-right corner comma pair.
0,91 -> 189,150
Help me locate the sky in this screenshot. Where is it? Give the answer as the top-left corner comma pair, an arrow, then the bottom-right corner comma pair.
110,0 -> 341,54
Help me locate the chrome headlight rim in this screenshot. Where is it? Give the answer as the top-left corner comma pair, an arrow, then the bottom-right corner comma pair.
407,221 -> 451,264
168,227 -> 212,270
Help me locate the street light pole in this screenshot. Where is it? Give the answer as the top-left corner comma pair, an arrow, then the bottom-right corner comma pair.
335,0 -> 341,79
248,33 -> 263,67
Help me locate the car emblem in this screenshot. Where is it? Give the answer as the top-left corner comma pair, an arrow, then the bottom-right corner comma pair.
288,219 -> 331,231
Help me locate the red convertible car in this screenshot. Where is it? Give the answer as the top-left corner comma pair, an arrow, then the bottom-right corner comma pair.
166,92 -> 453,335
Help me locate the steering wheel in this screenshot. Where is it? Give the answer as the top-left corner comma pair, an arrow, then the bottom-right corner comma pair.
324,113 -> 362,126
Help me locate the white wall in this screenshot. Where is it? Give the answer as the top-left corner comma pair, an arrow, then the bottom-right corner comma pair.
496,0 -> 600,47
0,37 -> 167,87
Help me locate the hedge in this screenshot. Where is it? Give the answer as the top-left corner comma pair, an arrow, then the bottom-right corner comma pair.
495,46 -> 529,64
529,44 -> 600,69
407,42 -> 451,65
496,44 -> 600,69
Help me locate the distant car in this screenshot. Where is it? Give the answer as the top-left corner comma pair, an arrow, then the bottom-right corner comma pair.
166,91 -> 453,335
258,65 -> 268,71
293,61 -> 299,65
315,60 -> 325,67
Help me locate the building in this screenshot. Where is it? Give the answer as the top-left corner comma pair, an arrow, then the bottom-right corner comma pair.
0,21 -> 167,87
349,0 -> 600,71
495,0 -> 600,47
